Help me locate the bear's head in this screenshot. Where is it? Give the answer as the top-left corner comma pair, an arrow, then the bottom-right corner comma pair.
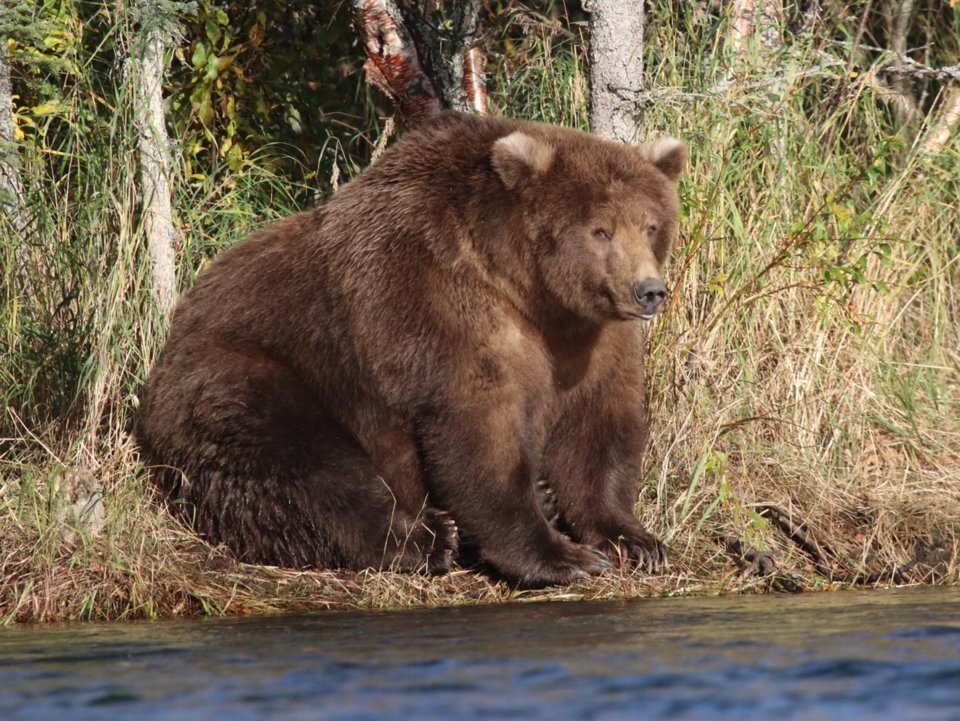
491,127 -> 685,323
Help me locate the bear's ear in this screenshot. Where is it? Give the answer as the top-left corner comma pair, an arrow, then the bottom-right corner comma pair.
491,131 -> 555,190
638,137 -> 687,181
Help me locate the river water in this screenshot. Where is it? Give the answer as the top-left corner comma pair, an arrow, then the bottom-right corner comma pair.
1,587 -> 958,720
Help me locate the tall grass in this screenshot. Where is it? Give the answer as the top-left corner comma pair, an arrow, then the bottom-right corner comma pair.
634,6 -> 960,582
2,6 -> 958,623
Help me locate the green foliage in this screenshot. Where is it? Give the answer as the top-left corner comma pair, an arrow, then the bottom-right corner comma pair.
637,0 -> 960,565
3,0 -> 82,126
1,1 -> 306,435
165,1 -> 380,197
486,7 -> 590,128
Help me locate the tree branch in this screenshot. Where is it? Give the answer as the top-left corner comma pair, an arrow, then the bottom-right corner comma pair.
613,58 -> 844,106
881,59 -> 960,83
613,48 -> 960,116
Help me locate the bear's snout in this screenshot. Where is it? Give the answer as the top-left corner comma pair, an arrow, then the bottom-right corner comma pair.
632,278 -> 668,318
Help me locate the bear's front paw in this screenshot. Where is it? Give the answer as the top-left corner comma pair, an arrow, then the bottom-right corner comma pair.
594,524 -> 668,574
516,537 -> 613,588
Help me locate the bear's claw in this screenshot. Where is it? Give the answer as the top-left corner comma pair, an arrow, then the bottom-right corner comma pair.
584,545 -> 614,574
423,508 -> 460,576
536,479 -> 560,526
622,535 -> 668,574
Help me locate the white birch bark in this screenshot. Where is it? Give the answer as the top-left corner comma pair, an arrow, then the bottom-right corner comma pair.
0,39 -> 35,303
130,23 -> 177,318
352,0 -> 486,121
0,40 -> 25,237
730,0 -> 783,56
729,0 -> 756,54
584,0 -> 644,142
923,84 -> 960,154
884,0 -> 921,130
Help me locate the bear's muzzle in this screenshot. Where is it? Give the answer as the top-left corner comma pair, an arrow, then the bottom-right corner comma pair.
633,278 -> 668,319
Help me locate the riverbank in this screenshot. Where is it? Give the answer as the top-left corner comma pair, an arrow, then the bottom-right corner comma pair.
2,428 -> 956,624
2,489 -> 956,624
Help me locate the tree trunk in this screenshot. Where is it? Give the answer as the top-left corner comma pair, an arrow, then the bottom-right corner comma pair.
729,0 -> 756,53
0,39 -> 35,304
924,84 -> 960,154
884,0 -> 921,131
0,40 -> 25,239
585,0 -> 644,142
130,22 -> 177,318
352,0 -> 486,125
729,0 -> 783,55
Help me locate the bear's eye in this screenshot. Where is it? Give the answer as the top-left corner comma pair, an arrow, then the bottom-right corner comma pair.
647,223 -> 659,235
592,228 -> 612,241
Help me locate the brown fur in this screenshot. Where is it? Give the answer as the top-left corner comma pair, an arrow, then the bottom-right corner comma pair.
137,112 -> 685,587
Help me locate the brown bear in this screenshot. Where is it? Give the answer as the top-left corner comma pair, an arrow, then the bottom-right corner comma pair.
136,111 -> 685,588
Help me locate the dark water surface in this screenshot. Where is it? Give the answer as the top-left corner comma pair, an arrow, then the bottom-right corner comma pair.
1,587 -> 959,720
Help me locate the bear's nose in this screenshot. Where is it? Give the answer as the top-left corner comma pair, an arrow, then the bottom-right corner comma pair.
633,278 -> 668,315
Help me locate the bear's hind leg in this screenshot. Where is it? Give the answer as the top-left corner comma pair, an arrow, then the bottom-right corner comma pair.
141,347 -> 457,573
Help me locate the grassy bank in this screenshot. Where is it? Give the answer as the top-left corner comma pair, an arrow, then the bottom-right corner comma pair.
2,5 -> 958,623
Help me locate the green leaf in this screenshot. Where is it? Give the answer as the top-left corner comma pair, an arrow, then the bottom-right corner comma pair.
191,42 -> 207,69
197,96 -> 214,125
30,102 -> 64,115
205,21 -> 221,46
748,511 -> 768,533
204,53 -> 219,81
226,143 -> 243,171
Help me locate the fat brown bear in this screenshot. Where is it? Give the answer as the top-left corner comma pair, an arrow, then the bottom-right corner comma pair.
137,111 -> 685,588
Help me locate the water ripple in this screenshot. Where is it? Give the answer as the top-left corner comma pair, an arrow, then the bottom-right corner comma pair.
0,587 -> 958,721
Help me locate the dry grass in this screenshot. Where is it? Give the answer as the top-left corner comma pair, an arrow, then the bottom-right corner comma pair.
0,439 -> 750,625
637,40 -> 960,588
2,5 -> 959,624
2,419 -> 954,624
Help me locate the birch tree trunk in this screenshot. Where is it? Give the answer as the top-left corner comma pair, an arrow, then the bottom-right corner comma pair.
884,0 -> 921,131
352,0 -> 486,125
0,39 -> 25,237
729,0 -> 756,53
129,19 -> 177,318
584,0 -> 644,143
0,39 -> 35,304
729,0 -> 783,56
923,84 -> 960,154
